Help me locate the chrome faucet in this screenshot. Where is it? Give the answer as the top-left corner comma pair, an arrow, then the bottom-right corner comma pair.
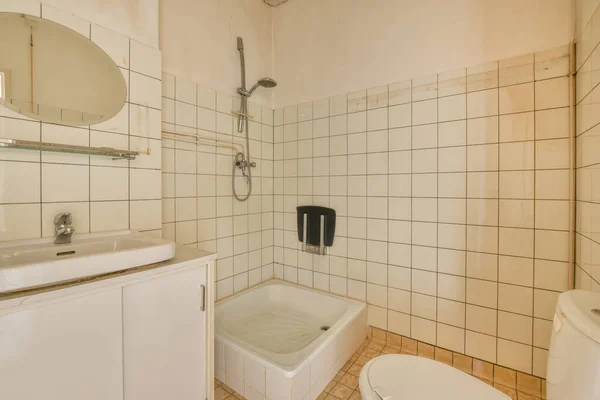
54,212 -> 75,244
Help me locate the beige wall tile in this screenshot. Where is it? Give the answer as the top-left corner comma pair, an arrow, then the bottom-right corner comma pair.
436,323 -> 465,353
498,283 -> 534,315
499,171 -> 534,199
499,83 -> 534,114
498,256 -> 533,286
498,311 -> 533,345
437,298 -> 466,328
535,77 -> 569,110
497,339 -> 532,374
411,316 -> 436,345
467,225 -> 498,253
466,252 -> 498,281
467,144 -> 499,171
467,116 -> 498,145
466,278 -> 498,308
500,112 -> 534,142
499,200 -> 534,228
466,304 -> 497,336
499,227 -> 534,258
466,331 -> 497,363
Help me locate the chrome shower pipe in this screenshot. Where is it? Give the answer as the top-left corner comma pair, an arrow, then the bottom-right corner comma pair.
237,37 -> 248,133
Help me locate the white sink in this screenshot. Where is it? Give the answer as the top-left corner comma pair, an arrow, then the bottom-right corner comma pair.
0,231 -> 176,294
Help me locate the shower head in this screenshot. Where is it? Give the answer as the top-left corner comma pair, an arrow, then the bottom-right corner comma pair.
248,77 -> 277,94
258,77 -> 277,88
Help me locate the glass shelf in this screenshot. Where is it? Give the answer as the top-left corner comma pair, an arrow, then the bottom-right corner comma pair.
0,138 -> 139,160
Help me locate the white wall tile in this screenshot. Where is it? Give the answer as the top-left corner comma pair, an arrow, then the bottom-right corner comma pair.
130,40 -> 161,78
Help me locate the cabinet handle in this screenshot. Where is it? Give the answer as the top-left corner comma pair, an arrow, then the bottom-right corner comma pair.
200,285 -> 206,311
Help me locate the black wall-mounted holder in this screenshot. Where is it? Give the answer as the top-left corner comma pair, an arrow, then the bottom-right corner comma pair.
297,206 -> 336,256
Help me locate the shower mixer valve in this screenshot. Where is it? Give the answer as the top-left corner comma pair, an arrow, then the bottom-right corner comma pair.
234,153 -> 256,184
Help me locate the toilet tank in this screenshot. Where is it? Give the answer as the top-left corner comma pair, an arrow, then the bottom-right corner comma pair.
546,290 -> 600,400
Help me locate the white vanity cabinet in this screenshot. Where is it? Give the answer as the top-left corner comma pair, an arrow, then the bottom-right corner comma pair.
0,248 -> 215,400
0,288 -> 124,400
123,267 -> 208,400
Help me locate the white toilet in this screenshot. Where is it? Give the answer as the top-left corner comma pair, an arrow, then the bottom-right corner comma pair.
546,290 -> 600,399
359,354 -> 509,399
360,290 -> 600,400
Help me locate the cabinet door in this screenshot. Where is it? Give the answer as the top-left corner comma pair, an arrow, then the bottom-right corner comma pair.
0,289 -> 123,400
123,266 -> 207,400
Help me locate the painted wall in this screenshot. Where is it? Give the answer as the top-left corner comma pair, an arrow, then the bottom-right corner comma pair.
160,0 -> 274,108
273,0 -> 572,107
41,0 -> 159,47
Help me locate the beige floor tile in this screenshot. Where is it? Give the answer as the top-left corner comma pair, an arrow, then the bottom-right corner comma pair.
215,387 -> 231,400
453,353 -> 473,374
354,356 -> 370,366
372,327 -> 387,342
475,376 -> 494,387
473,358 -> 494,381
367,341 -> 385,352
517,372 -> 541,397
495,365 -> 517,388
381,346 -> 399,354
330,383 -> 355,400
542,381 -> 547,399
401,337 -> 418,355
435,347 -> 453,366
347,364 -> 363,377
495,383 -> 518,400
221,383 -> 234,394
342,361 -> 352,372
325,380 -> 337,393
417,342 -> 435,359
340,373 -> 360,390
386,332 -> 403,349
361,348 -> 380,359
349,391 -> 361,400
517,391 -> 541,400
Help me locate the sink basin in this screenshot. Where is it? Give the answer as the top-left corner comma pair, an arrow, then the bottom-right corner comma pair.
0,230 -> 176,294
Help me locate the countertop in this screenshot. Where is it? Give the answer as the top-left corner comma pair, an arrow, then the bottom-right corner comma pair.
0,244 -> 217,314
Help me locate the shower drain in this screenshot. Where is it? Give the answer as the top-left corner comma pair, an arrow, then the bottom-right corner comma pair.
320,326 -> 330,331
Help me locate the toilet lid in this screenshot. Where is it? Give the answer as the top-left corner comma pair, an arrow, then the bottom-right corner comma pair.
362,355 -> 509,400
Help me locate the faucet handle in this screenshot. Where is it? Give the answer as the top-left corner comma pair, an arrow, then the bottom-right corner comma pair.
54,212 -> 73,227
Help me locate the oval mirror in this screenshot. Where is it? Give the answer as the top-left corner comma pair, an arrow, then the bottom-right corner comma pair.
0,12 -> 126,126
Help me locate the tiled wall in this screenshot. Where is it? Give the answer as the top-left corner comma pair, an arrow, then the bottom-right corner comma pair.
160,73 -> 274,297
0,2 -> 162,241
273,46 -> 571,378
575,0 -> 600,291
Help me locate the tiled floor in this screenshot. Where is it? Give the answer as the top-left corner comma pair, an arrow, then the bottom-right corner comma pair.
215,334 -> 544,400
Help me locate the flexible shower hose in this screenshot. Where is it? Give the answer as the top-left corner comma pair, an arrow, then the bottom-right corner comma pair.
232,109 -> 252,202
